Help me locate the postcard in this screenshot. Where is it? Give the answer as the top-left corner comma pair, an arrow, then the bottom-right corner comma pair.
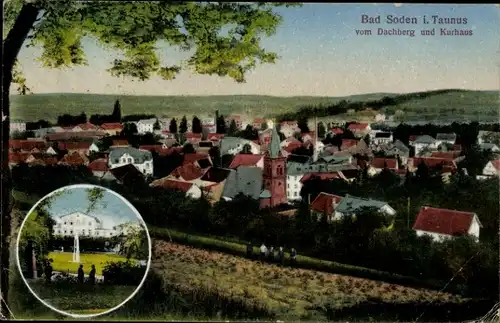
1,2 -> 499,322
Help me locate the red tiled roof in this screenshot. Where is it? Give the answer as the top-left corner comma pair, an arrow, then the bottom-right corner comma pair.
207,133 -> 225,140
411,157 -> 457,172
100,123 -> 123,130
183,153 -> 210,165
330,128 -> 344,135
284,141 -> 304,153
185,133 -> 202,139
8,152 -> 29,163
170,163 -> 208,181
341,139 -> 359,148
310,193 -> 343,216
490,159 -> 500,171
88,158 -> 109,172
430,151 -> 461,159
157,179 -> 194,192
159,147 -> 183,156
413,206 -> 477,236
254,118 -> 265,123
229,154 -> 263,169
371,157 -> 398,169
348,123 -> 369,131
139,145 -> 164,153
77,122 -> 98,130
9,140 -> 48,151
300,172 -> 343,183
59,152 -> 87,166
58,142 -> 91,151
112,139 -> 129,146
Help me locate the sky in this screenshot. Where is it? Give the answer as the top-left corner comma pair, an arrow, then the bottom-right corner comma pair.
43,187 -> 143,229
13,3 -> 500,97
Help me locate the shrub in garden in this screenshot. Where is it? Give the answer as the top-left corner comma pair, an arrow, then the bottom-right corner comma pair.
102,261 -> 144,286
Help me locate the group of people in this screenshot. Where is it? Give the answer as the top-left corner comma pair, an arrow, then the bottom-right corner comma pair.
246,243 -> 298,265
42,259 -> 97,285
78,264 -> 97,284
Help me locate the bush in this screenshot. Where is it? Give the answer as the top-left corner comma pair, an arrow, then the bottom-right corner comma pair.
102,261 -> 145,286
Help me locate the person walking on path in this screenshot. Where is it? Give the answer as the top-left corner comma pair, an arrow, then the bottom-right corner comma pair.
89,265 -> 96,285
290,248 -> 297,266
246,242 -> 253,259
259,243 -> 268,261
77,264 -> 84,283
278,247 -> 284,266
44,259 -> 53,284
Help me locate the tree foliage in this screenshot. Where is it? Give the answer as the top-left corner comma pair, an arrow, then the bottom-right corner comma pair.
169,118 -> 178,134
192,116 -> 202,134
179,116 -> 188,134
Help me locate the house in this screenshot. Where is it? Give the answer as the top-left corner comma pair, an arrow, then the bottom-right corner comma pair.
374,140 -> 410,165
229,154 -> 264,169
108,147 -> 154,176
220,137 -> 260,156
371,131 -> 393,145
221,166 -> 264,201
45,146 -> 58,155
429,151 -> 461,160
135,119 -> 157,134
183,153 -> 212,169
201,118 -> 217,134
9,139 -> 48,152
479,143 -> 500,152
309,193 -> 343,222
329,128 -> 344,136
412,206 -> 482,242
340,139 -> 359,151
279,121 -> 300,138
184,132 -> 202,145
412,135 -> 438,156
8,152 -> 29,167
477,130 -> 500,145
100,123 -> 124,136
58,152 -> 89,166
89,142 -> 101,154
150,179 -> 202,199
280,137 -> 302,149
369,157 -> 399,174
482,159 -> 500,176
10,119 -> 26,134
258,128 -> 273,147
347,123 -> 371,138
207,133 -> 225,144
253,118 -> 266,129
87,158 -> 114,180
408,157 -> 458,174
57,142 -> 92,156
436,133 -> 457,146
168,163 -> 210,182
76,122 -> 100,131
374,113 -> 386,122
109,164 -> 145,184
33,126 -> 64,138
225,115 -> 243,129
45,130 -> 106,142
111,139 -> 129,147
300,172 -> 346,195
53,212 -> 117,237
335,195 -> 396,218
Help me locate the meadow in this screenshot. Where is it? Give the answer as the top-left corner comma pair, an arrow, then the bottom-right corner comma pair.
48,252 -> 133,276
9,90 -> 498,122
27,280 -> 136,315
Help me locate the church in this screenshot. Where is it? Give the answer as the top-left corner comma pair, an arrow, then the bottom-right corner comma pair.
259,126 -> 288,209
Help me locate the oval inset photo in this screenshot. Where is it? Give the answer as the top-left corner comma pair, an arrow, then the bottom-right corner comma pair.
16,184 -> 152,318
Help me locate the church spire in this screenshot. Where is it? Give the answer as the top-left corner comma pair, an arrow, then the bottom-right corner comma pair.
269,124 -> 281,158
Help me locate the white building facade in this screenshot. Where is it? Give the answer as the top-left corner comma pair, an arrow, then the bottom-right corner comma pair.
135,119 -> 157,134
10,120 -> 26,134
53,212 -> 117,237
108,147 -> 154,176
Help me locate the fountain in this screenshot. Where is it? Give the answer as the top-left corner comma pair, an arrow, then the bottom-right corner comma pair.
72,232 -> 80,263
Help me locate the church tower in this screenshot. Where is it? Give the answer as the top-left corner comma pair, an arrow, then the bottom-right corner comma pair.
262,125 -> 287,208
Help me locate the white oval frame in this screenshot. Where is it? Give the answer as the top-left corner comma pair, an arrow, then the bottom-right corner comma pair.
15,184 -> 153,319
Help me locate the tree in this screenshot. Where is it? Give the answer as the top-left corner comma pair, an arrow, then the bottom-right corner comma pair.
112,99 -> 122,122
297,118 -> 310,133
216,115 -> 226,134
2,2 -> 294,313
179,116 -> 188,134
261,121 -> 269,131
183,143 -> 196,154
192,116 -> 202,134
209,146 -> 222,168
153,118 -> 161,131
317,122 -> 326,139
228,120 -> 238,136
169,118 -> 178,134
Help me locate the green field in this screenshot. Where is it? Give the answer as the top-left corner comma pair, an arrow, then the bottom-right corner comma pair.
28,280 -> 136,315
10,90 -> 498,123
48,252 -> 134,276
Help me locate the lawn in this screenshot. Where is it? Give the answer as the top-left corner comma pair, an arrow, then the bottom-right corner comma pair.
151,240 -> 487,321
28,280 -> 137,315
48,252 -> 134,276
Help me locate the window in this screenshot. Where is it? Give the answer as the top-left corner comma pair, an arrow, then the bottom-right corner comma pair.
64,230 -> 67,234
64,222 -> 67,225
127,158 -> 132,163
89,222 -> 92,226
145,162 -> 149,168
294,184 -> 298,189
294,192 -> 297,197
70,222 -> 73,225
70,230 -> 73,234
115,159 -> 119,163
287,184 -> 290,188
143,169 -> 147,174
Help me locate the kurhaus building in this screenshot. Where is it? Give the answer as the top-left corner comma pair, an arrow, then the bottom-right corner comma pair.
53,211 -> 117,238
